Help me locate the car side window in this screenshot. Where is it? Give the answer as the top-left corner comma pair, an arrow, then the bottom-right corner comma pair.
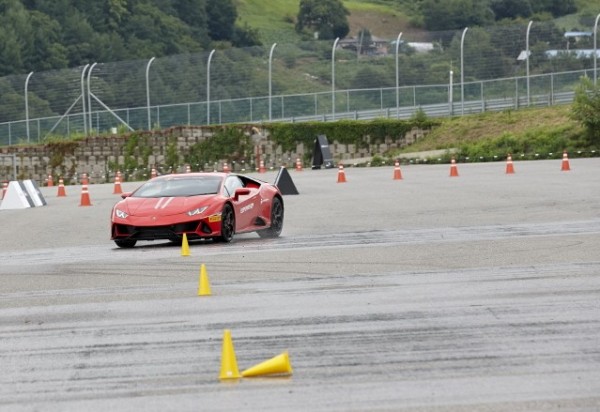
223,176 -> 244,197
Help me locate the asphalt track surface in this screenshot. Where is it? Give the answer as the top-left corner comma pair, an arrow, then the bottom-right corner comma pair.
1,159 -> 600,411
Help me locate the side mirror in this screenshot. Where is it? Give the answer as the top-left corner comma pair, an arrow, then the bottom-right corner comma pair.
233,188 -> 250,201
121,192 -> 132,199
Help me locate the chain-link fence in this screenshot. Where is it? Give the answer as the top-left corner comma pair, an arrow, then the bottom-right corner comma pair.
0,19 -> 598,146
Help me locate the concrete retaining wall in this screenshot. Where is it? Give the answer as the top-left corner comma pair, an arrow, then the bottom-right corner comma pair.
0,125 -> 427,185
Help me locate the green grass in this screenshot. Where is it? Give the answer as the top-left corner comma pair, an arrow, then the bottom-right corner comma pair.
236,0 -> 300,44
390,104 -> 598,161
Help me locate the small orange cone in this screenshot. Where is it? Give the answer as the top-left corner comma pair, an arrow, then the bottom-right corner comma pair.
258,160 -> 266,173
505,154 -> 515,174
81,173 -> 89,185
113,174 -> 122,194
337,163 -> 347,183
561,150 -> 570,171
47,174 -> 54,187
449,157 -> 459,177
57,178 -> 67,197
1,181 -> 7,200
79,184 -> 91,206
393,159 -> 403,180
295,158 -> 303,172
219,330 -> 241,380
151,167 -> 158,179
223,162 -> 230,173
241,351 -> 293,378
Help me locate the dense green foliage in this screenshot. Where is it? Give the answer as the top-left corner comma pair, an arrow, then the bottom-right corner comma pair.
418,0 -> 577,31
0,0 -> 260,76
268,118 -> 439,153
186,127 -> 252,168
295,0 -> 350,40
571,77 -> 600,145
1,0 -> 586,78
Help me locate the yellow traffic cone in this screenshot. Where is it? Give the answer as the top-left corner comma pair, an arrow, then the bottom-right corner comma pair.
181,233 -> 190,256
241,351 -> 293,377
198,264 -> 212,296
219,330 -> 241,380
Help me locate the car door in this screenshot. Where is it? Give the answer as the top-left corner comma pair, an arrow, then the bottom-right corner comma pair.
223,175 -> 259,231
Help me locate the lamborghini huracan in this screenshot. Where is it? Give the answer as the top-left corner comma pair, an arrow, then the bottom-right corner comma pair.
110,173 -> 284,248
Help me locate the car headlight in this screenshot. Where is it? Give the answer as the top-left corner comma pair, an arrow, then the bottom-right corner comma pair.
187,206 -> 208,216
115,209 -> 128,219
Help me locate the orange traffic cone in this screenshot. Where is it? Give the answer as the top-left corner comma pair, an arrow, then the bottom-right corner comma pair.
79,184 -> 92,206
449,157 -> 459,177
47,174 -> 54,187
113,174 -> 122,194
57,178 -> 67,197
81,173 -> 89,185
1,181 -> 7,199
259,160 -> 266,173
223,162 -> 230,173
295,158 -> 303,172
505,154 -> 515,174
561,150 -> 570,171
393,159 -> 403,180
337,163 -> 347,183
151,167 -> 158,179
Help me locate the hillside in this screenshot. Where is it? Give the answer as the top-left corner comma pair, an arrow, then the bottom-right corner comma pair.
406,105 -> 580,151
238,0 -> 599,44
237,0 -> 422,44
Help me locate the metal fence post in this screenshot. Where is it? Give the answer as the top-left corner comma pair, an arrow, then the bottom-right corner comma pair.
395,32 -> 403,119
268,43 -> 277,122
24,71 -> 33,143
146,57 -> 155,131
460,27 -> 468,115
81,64 -> 90,136
526,20 -> 533,106
87,62 -> 97,134
332,37 -> 340,120
594,14 -> 600,85
206,50 -> 216,125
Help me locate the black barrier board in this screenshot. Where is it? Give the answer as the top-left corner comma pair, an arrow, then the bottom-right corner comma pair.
274,167 -> 299,195
312,135 -> 335,169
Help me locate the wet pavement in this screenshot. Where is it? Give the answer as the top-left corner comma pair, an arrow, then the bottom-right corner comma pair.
1,159 -> 600,411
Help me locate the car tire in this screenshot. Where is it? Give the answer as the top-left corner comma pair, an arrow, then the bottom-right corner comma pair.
216,204 -> 235,243
258,196 -> 283,238
115,239 -> 137,248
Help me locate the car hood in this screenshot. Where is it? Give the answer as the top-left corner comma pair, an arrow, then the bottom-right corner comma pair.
122,195 -> 217,217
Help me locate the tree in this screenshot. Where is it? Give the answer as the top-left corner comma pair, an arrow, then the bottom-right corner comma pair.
295,0 -> 350,40
420,0 -> 494,31
571,77 -> 600,144
530,0 -> 576,18
491,0 -> 533,20
206,0 -> 237,41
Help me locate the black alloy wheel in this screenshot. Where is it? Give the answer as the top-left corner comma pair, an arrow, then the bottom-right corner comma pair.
258,196 -> 283,238
217,204 -> 235,243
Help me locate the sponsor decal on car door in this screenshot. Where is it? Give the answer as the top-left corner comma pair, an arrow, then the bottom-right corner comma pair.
235,191 -> 259,229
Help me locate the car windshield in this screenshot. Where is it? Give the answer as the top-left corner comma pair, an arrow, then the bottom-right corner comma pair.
132,176 -> 222,198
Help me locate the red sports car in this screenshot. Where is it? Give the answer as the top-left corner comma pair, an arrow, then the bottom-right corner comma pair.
110,172 -> 284,248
